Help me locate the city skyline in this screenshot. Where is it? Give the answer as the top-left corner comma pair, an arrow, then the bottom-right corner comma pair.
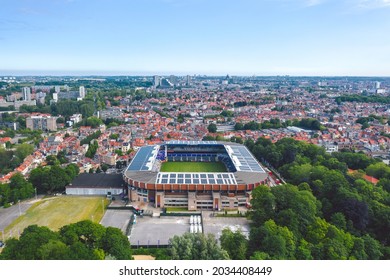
1,0 -> 390,76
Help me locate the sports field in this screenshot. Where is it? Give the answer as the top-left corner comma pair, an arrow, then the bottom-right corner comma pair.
4,196 -> 108,239
160,161 -> 227,172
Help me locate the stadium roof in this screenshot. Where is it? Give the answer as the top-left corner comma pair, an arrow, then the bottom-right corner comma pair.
156,172 -> 237,185
225,145 -> 264,172
127,145 -> 159,171
125,141 -> 267,186
165,140 -> 218,145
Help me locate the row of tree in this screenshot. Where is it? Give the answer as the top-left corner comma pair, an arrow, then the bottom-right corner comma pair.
0,221 -> 132,260
234,118 -> 322,131
28,163 -> 79,195
0,173 -> 35,207
335,94 -> 390,105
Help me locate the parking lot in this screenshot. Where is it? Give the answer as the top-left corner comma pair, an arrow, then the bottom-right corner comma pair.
202,212 -> 251,240
130,216 -> 190,246
100,207 -> 251,247
100,209 -> 131,233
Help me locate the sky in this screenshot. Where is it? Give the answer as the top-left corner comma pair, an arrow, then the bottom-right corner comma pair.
0,0 -> 389,76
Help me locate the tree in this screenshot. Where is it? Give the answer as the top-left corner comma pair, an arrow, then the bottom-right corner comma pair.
207,123 -> 217,133
29,167 -> 49,194
361,234 -> 383,260
80,103 -> 95,118
85,116 -> 103,128
38,240 -> 70,260
234,122 -> 244,130
295,239 -> 313,260
330,212 -> 347,231
101,227 -> 132,260
0,225 -> 60,260
101,163 -> 109,173
65,163 -> 79,180
169,233 -> 229,260
249,220 -> 296,259
250,185 -> 276,226
334,196 -> 369,232
0,183 -> 11,207
366,162 -> 390,179
86,140 -> 98,159
220,228 -> 248,260
56,117 -> 65,124
202,135 -> 215,141
46,155 -> 60,165
15,143 -> 34,161
47,165 -> 71,193
60,220 -> 106,249
9,173 -> 34,202
272,184 -> 319,233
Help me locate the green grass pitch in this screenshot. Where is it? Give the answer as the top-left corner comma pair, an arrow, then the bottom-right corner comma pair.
160,161 -> 227,172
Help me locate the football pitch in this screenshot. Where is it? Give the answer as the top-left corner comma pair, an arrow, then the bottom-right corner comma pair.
160,161 -> 227,172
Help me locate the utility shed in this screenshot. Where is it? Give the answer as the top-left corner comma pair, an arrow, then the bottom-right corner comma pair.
66,173 -> 126,196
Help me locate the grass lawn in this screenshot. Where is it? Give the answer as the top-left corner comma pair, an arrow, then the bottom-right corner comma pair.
166,207 -> 189,212
4,196 -> 109,239
160,161 -> 227,172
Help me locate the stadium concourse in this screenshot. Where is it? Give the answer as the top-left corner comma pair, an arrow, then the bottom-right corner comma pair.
123,141 -> 270,211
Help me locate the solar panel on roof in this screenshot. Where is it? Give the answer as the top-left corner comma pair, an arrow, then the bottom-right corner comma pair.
127,146 -> 158,171
225,145 -> 265,173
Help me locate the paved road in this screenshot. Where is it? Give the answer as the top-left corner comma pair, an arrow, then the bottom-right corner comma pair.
0,198 -> 39,233
100,210 -> 131,233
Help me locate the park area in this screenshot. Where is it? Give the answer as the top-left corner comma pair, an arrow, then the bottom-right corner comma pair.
3,196 -> 108,239
160,161 -> 227,172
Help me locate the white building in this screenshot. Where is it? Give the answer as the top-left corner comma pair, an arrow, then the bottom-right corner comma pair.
22,87 -> 31,101
79,86 -> 86,99
70,113 -> 83,124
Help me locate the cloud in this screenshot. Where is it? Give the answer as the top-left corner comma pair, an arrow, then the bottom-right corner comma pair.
356,0 -> 390,9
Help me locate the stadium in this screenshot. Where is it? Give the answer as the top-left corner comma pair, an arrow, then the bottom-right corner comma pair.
123,140 -> 270,210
